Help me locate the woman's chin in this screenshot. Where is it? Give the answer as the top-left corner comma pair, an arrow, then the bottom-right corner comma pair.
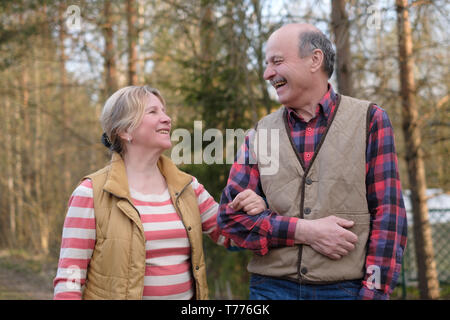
160,141 -> 173,151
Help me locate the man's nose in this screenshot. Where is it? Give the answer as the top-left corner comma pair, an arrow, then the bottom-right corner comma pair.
263,65 -> 275,80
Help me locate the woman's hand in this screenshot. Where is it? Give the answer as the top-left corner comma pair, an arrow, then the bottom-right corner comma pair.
228,189 -> 267,215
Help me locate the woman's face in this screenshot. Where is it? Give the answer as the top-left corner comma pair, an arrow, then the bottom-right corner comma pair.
128,93 -> 172,152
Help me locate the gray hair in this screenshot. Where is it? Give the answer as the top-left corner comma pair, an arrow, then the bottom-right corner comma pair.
298,31 -> 335,79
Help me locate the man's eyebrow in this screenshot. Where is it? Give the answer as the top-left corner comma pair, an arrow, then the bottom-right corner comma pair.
265,55 -> 283,64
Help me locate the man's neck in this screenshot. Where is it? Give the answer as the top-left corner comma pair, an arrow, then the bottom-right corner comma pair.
289,81 -> 328,122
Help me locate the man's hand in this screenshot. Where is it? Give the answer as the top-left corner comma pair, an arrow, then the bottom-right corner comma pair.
229,189 -> 267,215
295,215 -> 358,260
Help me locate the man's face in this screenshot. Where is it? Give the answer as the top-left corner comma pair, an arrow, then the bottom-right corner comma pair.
263,30 -> 312,109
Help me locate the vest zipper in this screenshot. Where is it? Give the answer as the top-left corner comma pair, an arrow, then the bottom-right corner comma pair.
173,180 -> 199,298
124,197 -> 145,298
173,180 -> 193,224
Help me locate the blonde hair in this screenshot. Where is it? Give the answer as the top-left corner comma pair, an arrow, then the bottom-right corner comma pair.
100,85 -> 165,154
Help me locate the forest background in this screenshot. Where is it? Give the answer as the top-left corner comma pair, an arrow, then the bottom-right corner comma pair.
0,0 -> 448,299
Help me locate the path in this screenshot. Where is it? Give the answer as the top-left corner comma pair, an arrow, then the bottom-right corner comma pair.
0,251 -> 54,300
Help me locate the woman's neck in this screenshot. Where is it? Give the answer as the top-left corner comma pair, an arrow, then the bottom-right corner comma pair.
122,149 -> 167,195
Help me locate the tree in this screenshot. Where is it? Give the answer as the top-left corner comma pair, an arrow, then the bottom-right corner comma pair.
127,0 -> 138,85
102,1 -> 118,96
395,0 -> 440,299
331,0 -> 353,96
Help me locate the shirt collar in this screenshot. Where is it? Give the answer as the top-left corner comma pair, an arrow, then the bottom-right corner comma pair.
286,83 -> 337,124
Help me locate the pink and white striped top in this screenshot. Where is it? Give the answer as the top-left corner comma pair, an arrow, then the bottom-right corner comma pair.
53,177 -> 228,300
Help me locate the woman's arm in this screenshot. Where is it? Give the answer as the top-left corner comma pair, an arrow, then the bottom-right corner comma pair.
191,177 -> 266,248
53,179 -> 96,300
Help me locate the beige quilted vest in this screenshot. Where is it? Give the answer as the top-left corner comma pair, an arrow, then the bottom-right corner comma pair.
248,95 -> 373,283
81,152 -> 209,299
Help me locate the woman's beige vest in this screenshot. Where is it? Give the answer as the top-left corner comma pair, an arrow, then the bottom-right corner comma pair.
81,152 -> 208,299
248,95 -> 373,283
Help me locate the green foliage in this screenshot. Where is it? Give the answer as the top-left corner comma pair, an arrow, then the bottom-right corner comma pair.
203,235 -> 253,299
153,1 -> 271,298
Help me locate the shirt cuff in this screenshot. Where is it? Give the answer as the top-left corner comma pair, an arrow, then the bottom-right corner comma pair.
266,213 -> 298,248
358,285 -> 389,300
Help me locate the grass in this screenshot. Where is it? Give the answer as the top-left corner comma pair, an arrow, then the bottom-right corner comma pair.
0,248 -> 56,300
391,283 -> 450,299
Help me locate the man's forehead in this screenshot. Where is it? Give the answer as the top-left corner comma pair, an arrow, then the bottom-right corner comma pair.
265,38 -> 297,63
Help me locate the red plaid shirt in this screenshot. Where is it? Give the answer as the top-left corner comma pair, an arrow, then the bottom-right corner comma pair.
218,84 -> 407,300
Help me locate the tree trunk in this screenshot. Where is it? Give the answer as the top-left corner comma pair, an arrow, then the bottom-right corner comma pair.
331,0 -> 353,96
13,77 -> 25,247
35,4 -> 49,255
251,0 -> 272,117
59,3 -> 72,194
395,0 -> 440,300
103,1 -> 118,96
4,80 -> 16,247
127,0 -> 138,85
138,0 -> 145,84
199,0 -> 214,121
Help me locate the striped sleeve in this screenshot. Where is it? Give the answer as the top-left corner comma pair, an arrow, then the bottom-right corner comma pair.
191,177 -> 230,248
53,179 -> 96,300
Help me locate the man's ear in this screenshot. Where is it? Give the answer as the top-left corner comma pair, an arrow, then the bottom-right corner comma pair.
310,49 -> 324,73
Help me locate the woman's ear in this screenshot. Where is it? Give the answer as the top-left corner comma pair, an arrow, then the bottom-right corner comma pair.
118,130 -> 132,143
310,48 -> 324,73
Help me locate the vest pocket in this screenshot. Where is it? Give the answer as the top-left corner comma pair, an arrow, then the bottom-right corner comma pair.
333,212 -> 370,226
302,212 -> 370,282
333,212 -> 370,253
333,212 -> 370,277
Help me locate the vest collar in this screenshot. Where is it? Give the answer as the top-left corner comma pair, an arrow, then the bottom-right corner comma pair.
103,152 -> 130,199
157,154 -> 193,194
103,152 -> 192,200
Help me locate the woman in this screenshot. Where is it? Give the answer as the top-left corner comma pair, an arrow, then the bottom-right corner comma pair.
53,85 -> 266,300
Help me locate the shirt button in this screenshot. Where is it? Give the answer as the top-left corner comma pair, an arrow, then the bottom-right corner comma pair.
195,266 -> 200,271
187,226 -> 192,231
306,127 -> 312,132
301,267 -> 308,275
305,153 -> 311,159
304,207 -> 311,215
305,178 -> 313,185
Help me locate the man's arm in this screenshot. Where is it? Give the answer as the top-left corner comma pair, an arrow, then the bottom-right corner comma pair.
218,133 -> 358,258
360,105 -> 408,300
217,134 -> 297,255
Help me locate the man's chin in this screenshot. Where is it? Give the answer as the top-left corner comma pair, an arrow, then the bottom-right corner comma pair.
277,96 -> 289,106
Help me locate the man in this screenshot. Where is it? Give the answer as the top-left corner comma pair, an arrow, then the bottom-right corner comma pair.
217,23 -> 407,300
